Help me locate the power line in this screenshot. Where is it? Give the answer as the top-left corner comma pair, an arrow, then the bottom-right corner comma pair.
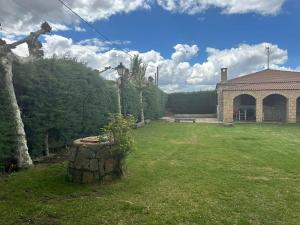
57,0 -> 132,59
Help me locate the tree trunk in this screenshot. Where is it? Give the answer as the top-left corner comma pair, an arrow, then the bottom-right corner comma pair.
1,57 -> 33,168
45,132 -> 49,156
139,91 -> 145,123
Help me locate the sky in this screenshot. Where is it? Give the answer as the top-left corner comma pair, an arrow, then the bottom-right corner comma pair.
0,0 -> 299,92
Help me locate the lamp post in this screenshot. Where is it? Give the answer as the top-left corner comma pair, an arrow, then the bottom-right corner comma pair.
115,63 -> 129,115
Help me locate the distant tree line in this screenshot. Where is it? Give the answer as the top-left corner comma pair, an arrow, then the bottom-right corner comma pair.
0,58 -> 167,171
167,91 -> 217,114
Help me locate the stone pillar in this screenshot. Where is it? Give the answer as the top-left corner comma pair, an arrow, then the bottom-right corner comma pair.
217,90 -> 223,121
287,97 -> 297,123
223,94 -> 233,123
256,97 -> 263,122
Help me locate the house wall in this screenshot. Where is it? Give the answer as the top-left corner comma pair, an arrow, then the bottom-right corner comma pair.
217,88 -> 224,121
220,90 -> 300,123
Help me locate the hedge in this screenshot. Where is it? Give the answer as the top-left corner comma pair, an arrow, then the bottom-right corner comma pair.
167,91 -> 217,114
0,58 -> 167,168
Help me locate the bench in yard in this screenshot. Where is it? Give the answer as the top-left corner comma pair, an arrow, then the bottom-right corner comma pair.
174,114 -> 217,123
174,114 -> 197,123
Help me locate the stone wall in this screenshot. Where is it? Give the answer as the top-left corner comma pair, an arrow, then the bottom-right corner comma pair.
219,90 -> 300,123
68,137 -> 123,183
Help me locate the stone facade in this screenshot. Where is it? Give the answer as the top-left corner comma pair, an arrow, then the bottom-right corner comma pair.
218,89 -> 300,123
68,137 -> 123,183
217,69 -> 300,124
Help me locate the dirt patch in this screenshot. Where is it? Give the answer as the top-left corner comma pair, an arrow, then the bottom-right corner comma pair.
33,149 -> 69,164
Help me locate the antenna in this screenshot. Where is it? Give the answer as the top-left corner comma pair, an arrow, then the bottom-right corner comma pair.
265,46 -> 271,69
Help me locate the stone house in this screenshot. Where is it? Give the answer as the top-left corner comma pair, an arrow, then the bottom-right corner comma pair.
217,68 -> 300,123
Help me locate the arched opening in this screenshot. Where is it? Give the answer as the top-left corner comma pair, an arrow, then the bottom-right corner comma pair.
263,94 -> 287,122
297,97 -> 300,123
233,94 -> 256,121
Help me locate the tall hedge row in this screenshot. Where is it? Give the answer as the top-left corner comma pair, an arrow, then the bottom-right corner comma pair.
167,91 -> 217,114
0,58 -> 167,168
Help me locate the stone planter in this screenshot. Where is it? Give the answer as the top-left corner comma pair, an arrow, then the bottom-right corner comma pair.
67,136 -> 124,183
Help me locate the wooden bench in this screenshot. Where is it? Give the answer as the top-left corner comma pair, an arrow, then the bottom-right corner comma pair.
174,114 -> 197,123
175,118 -> 196,123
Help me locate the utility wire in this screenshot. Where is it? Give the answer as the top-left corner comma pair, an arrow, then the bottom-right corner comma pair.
57,0 -> 132,59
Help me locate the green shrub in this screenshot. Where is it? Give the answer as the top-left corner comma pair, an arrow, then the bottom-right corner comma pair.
167,91 -> 217,114
100,114 -> 135,158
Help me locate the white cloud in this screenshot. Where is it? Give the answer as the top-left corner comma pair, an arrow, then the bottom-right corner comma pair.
37,35 -> 291,93
186,43 -> 288,85
171,44 -> 199,63
157,0 -> 286,15
0,0 -> 150,36
0,0 -> 286,37
74,26 -> 86,32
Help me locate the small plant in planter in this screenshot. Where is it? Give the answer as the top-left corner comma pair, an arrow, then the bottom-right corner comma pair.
100,114 -> 136,175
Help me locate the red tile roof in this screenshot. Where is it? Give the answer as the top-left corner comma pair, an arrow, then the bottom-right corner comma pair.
219,69 -> 300,91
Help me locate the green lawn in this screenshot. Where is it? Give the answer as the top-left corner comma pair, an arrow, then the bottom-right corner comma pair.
1,122 -> 300,225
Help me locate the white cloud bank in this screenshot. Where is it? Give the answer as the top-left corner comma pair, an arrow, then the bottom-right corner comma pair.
0,0 -> 286,36
0,0 -> 292,92
157,0 -> 285,16
38,35 -> 290,92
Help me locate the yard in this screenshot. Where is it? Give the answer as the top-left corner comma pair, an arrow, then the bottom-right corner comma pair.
1,122 -> 300,225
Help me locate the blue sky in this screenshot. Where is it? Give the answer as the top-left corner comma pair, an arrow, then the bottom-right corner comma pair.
1,0 -> 299,92
70,1 -> 299,66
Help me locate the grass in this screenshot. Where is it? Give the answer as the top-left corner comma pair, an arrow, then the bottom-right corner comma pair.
1,122 -> 300,225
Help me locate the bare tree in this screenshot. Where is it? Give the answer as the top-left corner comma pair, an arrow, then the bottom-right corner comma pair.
0,22 -> 51,168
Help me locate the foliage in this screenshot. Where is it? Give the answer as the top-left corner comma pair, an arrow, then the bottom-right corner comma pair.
130,55 -> 148,122
130,55 -> 148,92
12,58 -> 118,157
121,78 -> 167,121
143,84 -> 168,119
0,58 -> 166,166
0,86 -> 17,172
1,123 -> 300,224
120,79 -> 139,118
167,91 -> 217,114
100,113 -> 135,157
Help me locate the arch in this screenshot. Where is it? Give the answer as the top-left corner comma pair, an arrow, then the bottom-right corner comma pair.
233,94 -> 256,121
263,94 -> 287,122
297,96 -> 300,123
261,92 -> 289,101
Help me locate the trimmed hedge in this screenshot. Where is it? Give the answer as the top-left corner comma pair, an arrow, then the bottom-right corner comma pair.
0,58 -> 167,166
167,91 -> 217,114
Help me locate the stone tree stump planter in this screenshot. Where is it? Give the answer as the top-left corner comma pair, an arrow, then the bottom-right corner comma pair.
67,136 -> 124,183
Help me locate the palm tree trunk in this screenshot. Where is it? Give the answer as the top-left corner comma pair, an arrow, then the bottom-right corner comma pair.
1,57 -> 33,168
139,91 -> 145,123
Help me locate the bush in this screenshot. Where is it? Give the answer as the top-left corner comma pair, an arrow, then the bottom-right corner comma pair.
12,58 -> 118,157
100,114 -> 135,159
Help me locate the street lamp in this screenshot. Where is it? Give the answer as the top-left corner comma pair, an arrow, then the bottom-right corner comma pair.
115,63 -> 129,115
115,63 -> 126,77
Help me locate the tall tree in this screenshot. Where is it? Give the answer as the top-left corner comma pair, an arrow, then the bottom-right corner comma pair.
0,22 -> 51,168
130,55 -> 147,123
